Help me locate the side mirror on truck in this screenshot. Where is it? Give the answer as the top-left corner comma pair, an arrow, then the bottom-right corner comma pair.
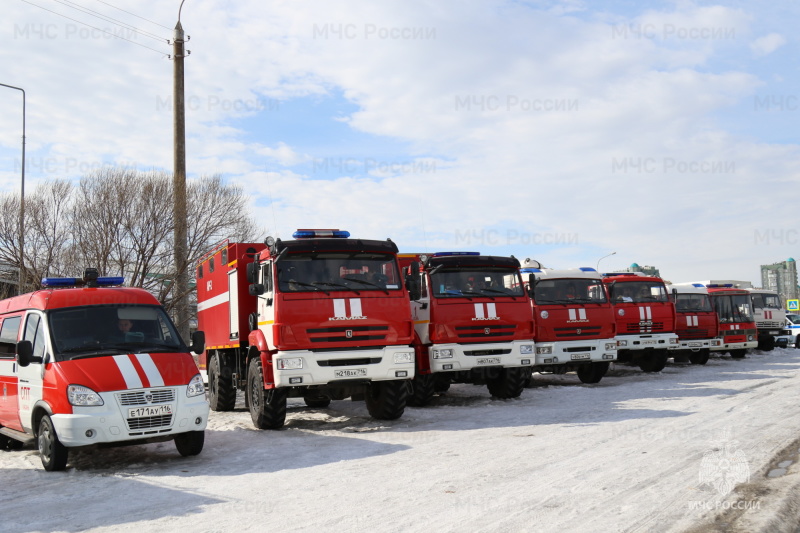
246,262 -> 258,283
527,273 -> 536,296
15,340 -> 41,367
406,262 -> 421,301
249,284 -> 265,296
189,331 -> 205,355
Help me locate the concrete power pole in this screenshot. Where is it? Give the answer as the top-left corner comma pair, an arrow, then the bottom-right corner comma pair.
0,83 -> 25,295
173,13 -> 189,341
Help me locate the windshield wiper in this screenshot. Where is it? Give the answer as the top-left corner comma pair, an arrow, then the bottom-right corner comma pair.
104,342 -> 180,354
314,281 -> 360,295
286,280 -> 329,295
67,349 -> 131,359
342,277 -> 389,295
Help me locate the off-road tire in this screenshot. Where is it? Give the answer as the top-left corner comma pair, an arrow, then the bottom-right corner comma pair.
434,374 -> 451,393
174,431 -> 205,456
577,362 -> 609,384
247,357 -> 288,429
208,351 -> 236,411
407,373 -> 436,407
730,349 -> 747,359
486,367 -> 528,399
759,335 -> 775,352
796,335 -> 800,349
689,349 -> 710,365
365,380 -> 407,420
638,350 -> 668,373
38,415 -> 68,472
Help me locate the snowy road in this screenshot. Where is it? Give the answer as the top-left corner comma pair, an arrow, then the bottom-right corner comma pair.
4,349 -> 800,533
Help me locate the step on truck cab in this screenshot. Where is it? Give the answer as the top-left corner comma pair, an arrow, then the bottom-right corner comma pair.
521,260 -> 617,384
196,230 -> 417,429
398,252 -> 534,405
0,269 -> 208,471
696,282 -> 758,358
747,288 -> 791,350
666,283 -> 720,365
601,272 -> 679,372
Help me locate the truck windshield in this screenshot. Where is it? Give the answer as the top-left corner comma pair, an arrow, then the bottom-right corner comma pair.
675,294 -> 713,312
610,281 -> 668,303
48,305 -> 183,361
711,294 -> 753,323
430,269 -> 524,298
533,278 -> 607,304
277,252 -> 402,292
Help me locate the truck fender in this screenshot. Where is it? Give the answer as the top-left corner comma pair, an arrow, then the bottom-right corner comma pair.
246,346 -> 276,390
248,328 -> 270,353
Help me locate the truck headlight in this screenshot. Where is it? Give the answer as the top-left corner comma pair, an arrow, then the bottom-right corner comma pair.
186,374 -> 205,397
617,339 -> 628,347
535,345 -> 553,355
67,384 -> 104,406
520,345 -> 533,354
669,337 -> 678,344
605,342 -> 617,350
394,352 -> 414,364
748,335 -> 754,341
432,349 -> 454,359
277,357 -> 304,370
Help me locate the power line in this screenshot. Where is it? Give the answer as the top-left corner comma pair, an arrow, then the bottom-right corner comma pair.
19,0 -> 169,56
51,0 -> 167,42
94,0 -> 172,30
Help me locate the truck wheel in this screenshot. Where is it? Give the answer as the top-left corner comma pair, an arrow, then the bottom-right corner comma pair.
208,351 -> 237,412
486,367 -> 528,399
247,357 -> 288,429
303,395 -> 331,408
365,380 -> 407,420
433,374 -> 451,393
38,415 -> 68,472
730,349 -> 747,358
577,362 -> 609,384
407,373 -> 436,407
689,349 -> 710,365
796,335 -> 800,349
759,336 -> 775,351
174,431 -> 205,457
638,351 -> 668,373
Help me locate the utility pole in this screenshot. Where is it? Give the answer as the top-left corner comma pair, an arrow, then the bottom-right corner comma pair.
172,2 -> 189,341
0,83 -> 25,295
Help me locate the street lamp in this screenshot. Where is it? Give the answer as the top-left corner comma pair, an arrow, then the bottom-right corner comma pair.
596,251 -> 616,272
0,83 -> 25,294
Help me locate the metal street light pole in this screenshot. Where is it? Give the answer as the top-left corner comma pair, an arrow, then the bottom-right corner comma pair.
0,83 -> 25,294
172,1 -> 190,340
596,251 -> 616,272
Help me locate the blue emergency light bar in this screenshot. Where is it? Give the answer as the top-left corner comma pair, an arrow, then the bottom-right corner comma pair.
432,251 -> 480,257
520,268 -> 543,273
293,229 -> 350,239
601,272 -> 628,277
692,283 -> 705,287
706,283 -> 734,288
579,267 -> 597,272
42,276 -> 125,288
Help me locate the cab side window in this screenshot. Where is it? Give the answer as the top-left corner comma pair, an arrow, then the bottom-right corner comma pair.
23,314 -> 47,361
0,315 -> 22,357
262,263 -> 273,293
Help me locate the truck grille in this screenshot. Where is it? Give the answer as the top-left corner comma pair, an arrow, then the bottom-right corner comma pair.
117,388 -> 176,406
307,325 -> 388,343
554,326 -> 602,338
455,324 -> 515,339
625,322 -> 664,333
676,328 -> 714,339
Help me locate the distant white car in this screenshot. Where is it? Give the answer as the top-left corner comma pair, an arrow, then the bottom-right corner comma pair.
786,314 -> 800,348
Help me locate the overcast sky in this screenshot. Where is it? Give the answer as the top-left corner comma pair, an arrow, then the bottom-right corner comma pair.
1,0 -> 798,284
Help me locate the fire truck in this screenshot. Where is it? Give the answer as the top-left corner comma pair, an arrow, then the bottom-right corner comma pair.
666,283 -> 720,365
0,269 -> 208,471
601,272 -> 679,372
747,288 -> 791,350
398,252 -> 534,406
699,283 -> 757,357
521,261 -> 617,383
196,230 -> 417,429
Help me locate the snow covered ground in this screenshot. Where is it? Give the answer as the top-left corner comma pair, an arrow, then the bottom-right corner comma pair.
4,348 -> 800,533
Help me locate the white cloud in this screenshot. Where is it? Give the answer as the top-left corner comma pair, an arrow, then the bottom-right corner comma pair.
750,33 -> 787,56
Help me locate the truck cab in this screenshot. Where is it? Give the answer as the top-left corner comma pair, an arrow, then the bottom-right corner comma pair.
522,261 -> 617,383
747,288 -> 791,350
703,284 -> 758,357
399,252 -> 534,405
0,269 -> 208,471
667,283 -> 720,365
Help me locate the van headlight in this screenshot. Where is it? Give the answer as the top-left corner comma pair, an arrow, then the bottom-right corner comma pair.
186,374 -> 205,397
67,384 -> 104,406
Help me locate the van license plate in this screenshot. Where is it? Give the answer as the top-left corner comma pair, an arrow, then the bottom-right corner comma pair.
128,405 -> 172,418
571,353 -> 590,360
477,357 -> 501,365
335,368 -> 367,378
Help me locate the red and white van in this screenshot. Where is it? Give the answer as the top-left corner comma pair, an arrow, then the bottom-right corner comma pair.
0,270 -> 208,471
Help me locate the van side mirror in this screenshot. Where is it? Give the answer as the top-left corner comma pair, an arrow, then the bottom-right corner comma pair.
16,340 -> 41,367
406,262 -> 421,301
189,331 -> 205,355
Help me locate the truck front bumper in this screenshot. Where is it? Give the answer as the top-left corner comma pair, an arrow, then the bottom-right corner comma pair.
533,339 -> 617,366
428,340 -> 535,372
616,333 -> 679,351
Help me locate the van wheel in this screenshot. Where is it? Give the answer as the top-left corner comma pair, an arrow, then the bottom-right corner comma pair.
407,373 -> 436,407
577,362 -> 609,384
689,349 -> 710,365
365,380 -> 407,420
486,367 -> 528,399
38,415 -> 68,471
174,431 -> 205,456
247,357 -> 287,429
208,351 -> 236,411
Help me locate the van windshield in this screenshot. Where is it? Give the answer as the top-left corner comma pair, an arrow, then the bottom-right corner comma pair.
48,305 -> 184,361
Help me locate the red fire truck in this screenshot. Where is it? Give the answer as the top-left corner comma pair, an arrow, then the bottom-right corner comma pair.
0,269 -> 208,471
667,283 -> 720,365
196,230 -> 417,429
702,283 -> 757,357
521,261 -> 617,383
601,272 -> 679,372
398,252 -> 534,406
